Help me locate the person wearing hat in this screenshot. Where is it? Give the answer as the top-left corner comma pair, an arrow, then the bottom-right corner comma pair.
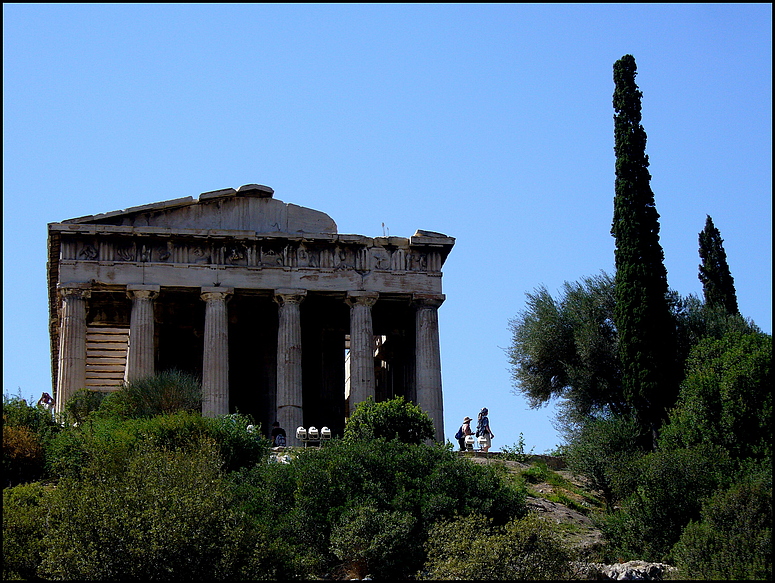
455,416 -> 474,451
476,407 -> 494,452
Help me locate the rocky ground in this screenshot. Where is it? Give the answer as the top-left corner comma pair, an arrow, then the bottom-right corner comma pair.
464,453 -> 677,580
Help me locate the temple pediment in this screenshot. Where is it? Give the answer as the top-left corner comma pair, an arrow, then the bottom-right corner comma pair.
62,184 -> 338,235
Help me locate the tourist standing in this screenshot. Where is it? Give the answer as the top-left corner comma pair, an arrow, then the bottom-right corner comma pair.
476,408 -> 494,452
455,416 -> 474,451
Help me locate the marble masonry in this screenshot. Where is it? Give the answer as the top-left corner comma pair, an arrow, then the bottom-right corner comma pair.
47,184 -> 454,443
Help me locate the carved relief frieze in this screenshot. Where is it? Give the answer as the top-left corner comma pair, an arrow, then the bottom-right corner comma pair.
260,246 -> 283,267
79,243 -> 98,261
59,231 -> 445,275
226,244 -> 247,265
370,247 -> 391,271
189,243 -> 210,264
115,242 -> 136,262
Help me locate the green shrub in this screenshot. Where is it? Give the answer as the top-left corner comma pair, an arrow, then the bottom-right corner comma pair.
421,512 -> 573,580
46,410 -> 268,480
39,440 -> 248,580
63,387 -> 108,424
671,470 -> 772,580
564,414 -> 643,509
597,444 -> 733,562
660,330 -> 772,462
99,369 -> 202,418
230,438 -> 527,578
3,393 -> 61,485
2,482 -> 49,580
3,425 -> 46,487
343,396 -> 435,444
329,505 -> 417,579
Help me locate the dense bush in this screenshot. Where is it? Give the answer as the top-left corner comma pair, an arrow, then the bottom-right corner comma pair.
230,437 -> 527,579
3,425 -> 46,487
659,330 -> 772,461
98,369 -> 202,418
421,512 -> 573,580
3,393 -> 61,487
671,468 -> 772,580
597,444 -> 733,562
343,396 -> 435,444
2,482 -> 49,580
329,504 -> 417,579
38,441 -> 250,580
46,410 -> 268,480
564,414 -> 643,509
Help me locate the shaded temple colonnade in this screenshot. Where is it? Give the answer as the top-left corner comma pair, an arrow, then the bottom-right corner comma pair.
48,185 -> 454,444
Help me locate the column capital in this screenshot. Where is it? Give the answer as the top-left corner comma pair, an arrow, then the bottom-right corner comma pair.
201,287 -> 234,302
127,284 -> 160,301
412,293 -> 445,308
274,289 -> 307,305
346,290 -> 379,308
58,282 -> 91,300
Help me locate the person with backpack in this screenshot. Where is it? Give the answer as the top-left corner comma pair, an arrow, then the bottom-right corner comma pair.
476,407 -> 494,452
270,421 -> 287,447
454,416 -> 473,451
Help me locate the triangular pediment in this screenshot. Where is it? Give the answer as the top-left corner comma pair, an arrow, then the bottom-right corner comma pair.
62,184 -> 338,235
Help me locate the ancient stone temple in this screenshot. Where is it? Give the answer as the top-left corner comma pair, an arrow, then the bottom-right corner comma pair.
47,184 -> 454,443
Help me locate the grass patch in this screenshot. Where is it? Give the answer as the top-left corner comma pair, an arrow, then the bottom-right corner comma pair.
521,461 -> 604,516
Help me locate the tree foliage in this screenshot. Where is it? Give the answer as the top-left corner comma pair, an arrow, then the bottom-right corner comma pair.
611,54 -> 677,442
508,271 -> 622,423
421,513 -> 573,580
230,438 -> 527,579
698,214 -> 739,315
344,395 -> 435,444
659,330 -> 772,461
671,468 -> 772,580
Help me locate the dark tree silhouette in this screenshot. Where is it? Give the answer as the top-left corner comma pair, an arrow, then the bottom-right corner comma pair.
698,214 -> 739,315
611,55 -> 677,448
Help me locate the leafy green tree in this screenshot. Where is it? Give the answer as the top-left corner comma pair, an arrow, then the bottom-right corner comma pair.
508,272 -> 623,423
611,54 -> 677,446
659,330 -> 772,461
2,394 -> 61,486
421,513 -> 573,580
344,395 -> 435,444
564,414 -> 643,509
699,214 -> 739,315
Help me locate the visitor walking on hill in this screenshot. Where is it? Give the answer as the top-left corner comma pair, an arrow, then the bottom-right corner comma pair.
476,407 -> 494,452
455,416 -> 474,451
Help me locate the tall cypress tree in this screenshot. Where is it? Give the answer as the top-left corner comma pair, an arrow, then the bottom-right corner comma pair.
611,55 -> 677,448
698,214 -> 739,315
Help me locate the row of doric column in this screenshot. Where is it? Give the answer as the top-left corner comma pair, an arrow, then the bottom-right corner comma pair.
54,283 -> 445,441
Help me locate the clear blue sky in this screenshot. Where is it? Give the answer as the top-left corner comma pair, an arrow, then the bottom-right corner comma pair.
3,3 -> 771,453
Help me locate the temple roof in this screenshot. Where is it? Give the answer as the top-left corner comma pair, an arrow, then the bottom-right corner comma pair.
61,184 -> 339,235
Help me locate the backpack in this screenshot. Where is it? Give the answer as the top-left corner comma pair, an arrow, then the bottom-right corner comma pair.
455,426 -> 464,440
275,433 -> 286,447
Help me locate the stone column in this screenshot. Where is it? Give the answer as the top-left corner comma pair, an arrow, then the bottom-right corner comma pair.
346,291 -> 379,410
275,289 -> 306,445
414,293 -> 445,442
55,283 -> 91,416
201,287 -> 233,417
125,285 -> 160,382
